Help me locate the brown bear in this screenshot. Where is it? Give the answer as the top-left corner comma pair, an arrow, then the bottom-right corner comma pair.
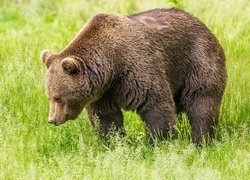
40,8 -> 227,144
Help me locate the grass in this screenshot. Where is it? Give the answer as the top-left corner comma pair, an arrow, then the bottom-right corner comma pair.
0,0 -> 249,179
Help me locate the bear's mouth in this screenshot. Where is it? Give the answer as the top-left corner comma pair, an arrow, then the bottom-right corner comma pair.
48,116 -> 68,126
49,120 -> 66,126
52,121 -> 61,126
48,112 -> 80,126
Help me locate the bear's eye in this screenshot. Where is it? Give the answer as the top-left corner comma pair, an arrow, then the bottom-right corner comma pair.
54,97 -> 63,103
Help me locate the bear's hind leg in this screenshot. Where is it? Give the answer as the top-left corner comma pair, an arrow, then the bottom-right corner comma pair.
183,94 -> 221,145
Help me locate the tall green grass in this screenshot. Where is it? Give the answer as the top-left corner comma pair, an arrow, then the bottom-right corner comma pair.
0,0 -> 249,179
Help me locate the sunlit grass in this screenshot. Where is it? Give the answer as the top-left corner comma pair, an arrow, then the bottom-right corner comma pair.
0,0 -> 249,179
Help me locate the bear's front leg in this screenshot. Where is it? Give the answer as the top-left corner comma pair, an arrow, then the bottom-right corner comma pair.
139,101 -> 176,142
86,106 -> 124,137
99,110 -> 124,137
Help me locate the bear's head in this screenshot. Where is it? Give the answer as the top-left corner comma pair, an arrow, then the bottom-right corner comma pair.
40,50 -> 91,125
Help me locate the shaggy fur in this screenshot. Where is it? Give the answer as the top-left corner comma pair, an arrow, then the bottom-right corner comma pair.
41,8 -> 227,144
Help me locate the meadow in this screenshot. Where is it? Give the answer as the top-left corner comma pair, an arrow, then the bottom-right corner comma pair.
0,0 -> 249,179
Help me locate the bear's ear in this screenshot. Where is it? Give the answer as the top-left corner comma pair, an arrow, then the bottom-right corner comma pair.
40,49 -> 53,68
61,57 -> 80,73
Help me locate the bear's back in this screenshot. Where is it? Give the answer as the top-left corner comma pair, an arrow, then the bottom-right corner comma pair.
128,8 -> 202,29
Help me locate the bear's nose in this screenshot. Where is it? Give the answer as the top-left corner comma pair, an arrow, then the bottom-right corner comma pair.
48,119 -> 58,125
48,119 -> 54,124
53,121 -> 60,126
48,119 -> 60,126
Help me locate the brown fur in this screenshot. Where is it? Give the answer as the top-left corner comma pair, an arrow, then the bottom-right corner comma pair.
41,8 -> 227,144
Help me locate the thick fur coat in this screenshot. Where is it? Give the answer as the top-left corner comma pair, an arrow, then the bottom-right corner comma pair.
41,8 -> 227,144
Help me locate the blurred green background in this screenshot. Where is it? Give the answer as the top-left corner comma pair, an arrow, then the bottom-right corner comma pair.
0,0 -> 249,179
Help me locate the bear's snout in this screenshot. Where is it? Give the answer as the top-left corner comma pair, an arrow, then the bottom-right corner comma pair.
47,101 -> 70,126
48,116 -> 67,126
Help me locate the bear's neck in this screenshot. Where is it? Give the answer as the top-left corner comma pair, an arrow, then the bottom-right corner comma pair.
81,51 -> 116,102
